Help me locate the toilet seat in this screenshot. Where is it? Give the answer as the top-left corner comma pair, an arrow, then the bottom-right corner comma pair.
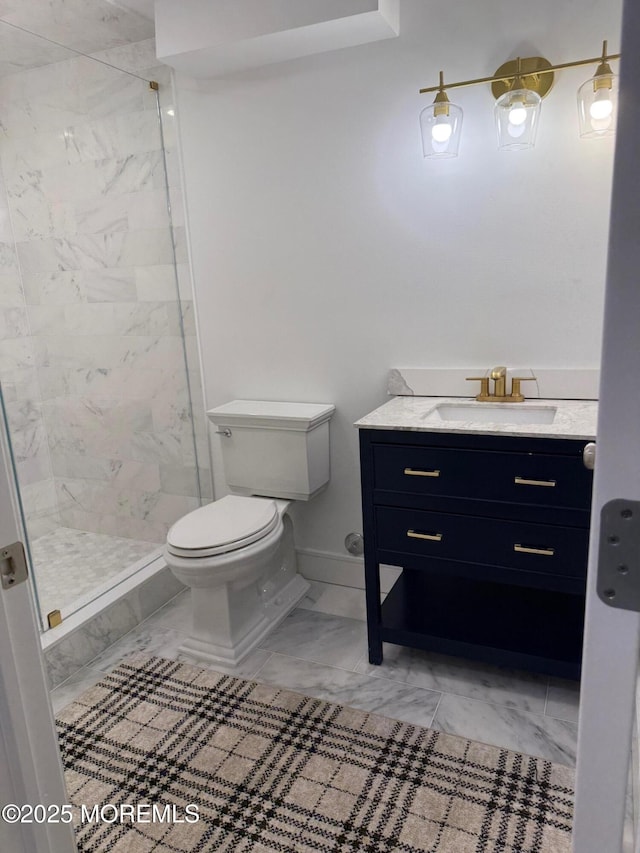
166,495 -> 279,559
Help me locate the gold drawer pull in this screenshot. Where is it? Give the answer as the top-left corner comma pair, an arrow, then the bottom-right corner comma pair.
514,543 -> 555,557
404,468 -> 440,478
514,477 -> 556,488
407,529 -> 443,542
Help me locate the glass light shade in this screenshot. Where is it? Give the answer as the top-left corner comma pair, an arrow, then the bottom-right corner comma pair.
420,102 -> 463,159
494,88 -> 541,150
577,73 -> 618,138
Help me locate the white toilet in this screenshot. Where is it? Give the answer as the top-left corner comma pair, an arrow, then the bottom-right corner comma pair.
163,400 -> 335,667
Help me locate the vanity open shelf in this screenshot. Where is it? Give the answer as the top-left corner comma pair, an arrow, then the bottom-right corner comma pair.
381,571 -> 585,677
358,425 -> 595,680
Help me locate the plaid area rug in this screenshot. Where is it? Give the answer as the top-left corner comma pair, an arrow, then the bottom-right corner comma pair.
56,654 -> 574,853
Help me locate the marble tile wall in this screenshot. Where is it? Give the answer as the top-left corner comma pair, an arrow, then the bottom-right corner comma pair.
43,562 -> 185,688
0,1 -> 154,59
0,167 -> 59,538
0,38 -> 212,546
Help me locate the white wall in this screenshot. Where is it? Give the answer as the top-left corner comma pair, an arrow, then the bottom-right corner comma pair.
175,0 -> 622,562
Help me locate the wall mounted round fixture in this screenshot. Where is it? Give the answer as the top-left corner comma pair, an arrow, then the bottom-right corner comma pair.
490,56 -> 555,101
344,532 -> 364,556
418,40 -> 619,158
492,57 -> 552,151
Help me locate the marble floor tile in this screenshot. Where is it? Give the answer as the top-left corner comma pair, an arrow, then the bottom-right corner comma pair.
87,621 -> 273,680
254,653 -> 441,729
88,625 -> 189,673
31,526 -> 155,621
50,666 -> 106,714
46,581 -> 588,777
178,648 -> 274,681
546,678 -> 581,723
258,609 -> 367,670
298,580 -> 367,621
432,692 -> 578,766
139,588 -> 191,632
356,643 -> 547,714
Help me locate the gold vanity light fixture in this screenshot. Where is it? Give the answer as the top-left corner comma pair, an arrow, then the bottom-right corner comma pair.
493,56 -> 544,150
577,40 -> 618,138
419,40 -> 620,158
419,71 -> 463,158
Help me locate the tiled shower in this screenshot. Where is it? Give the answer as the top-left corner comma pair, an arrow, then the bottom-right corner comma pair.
0,31 -> 210,627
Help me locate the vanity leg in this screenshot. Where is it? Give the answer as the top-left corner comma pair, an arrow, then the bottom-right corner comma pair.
360,430 -> 384,665
364,559 -> 383,664
368,635 -> 383,665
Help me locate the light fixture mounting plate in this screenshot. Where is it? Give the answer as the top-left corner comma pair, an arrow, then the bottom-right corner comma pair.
491,56 -> 554,99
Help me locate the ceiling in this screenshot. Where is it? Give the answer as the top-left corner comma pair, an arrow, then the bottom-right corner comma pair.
107,0 -> 155,21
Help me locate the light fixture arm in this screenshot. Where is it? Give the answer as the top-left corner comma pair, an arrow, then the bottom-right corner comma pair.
433,70 -> 451,116
419,47 -> 620,95
510,56 -> 525,91
593,39 -> 614,86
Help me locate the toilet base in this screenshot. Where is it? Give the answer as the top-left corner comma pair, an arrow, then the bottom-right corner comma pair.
177,573 -> 310,668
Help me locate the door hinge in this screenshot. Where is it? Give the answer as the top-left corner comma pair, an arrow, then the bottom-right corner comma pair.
0,541 -> 28,590
597,499 -> 640,611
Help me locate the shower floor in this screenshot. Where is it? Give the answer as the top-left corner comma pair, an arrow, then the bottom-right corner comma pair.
30,527 -> 159,624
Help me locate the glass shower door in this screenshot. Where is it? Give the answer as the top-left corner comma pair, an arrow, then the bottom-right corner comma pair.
0,382 -> 44,629
0,25 -> 210,629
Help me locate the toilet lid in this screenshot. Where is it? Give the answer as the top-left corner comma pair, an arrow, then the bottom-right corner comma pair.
166,495 -> 280,558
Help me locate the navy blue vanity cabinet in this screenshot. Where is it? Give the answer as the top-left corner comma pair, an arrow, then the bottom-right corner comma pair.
358,428 -> 594,680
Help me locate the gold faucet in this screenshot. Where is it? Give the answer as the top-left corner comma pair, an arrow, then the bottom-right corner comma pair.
491,365 -> 507,397
466,367 -> 537,402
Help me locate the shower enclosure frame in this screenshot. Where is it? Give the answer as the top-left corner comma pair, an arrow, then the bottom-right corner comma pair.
0,28 -> 207,632
0,407 -> 75,853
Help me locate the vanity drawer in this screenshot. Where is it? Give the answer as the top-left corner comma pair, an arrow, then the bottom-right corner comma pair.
373,444 -> 592,510
375,506 -> 589,579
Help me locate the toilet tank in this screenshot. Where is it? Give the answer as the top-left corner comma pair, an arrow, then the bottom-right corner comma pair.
207,400 -> 336,501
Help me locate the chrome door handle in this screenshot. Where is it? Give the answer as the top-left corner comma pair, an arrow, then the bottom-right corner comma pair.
583,442 -> 596,470
404,468 -> 440,478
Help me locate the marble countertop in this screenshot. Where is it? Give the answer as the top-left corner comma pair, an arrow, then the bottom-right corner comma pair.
354,397 -> 598,440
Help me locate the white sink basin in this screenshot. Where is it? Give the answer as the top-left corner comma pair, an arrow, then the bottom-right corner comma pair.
428,403 -> 558,425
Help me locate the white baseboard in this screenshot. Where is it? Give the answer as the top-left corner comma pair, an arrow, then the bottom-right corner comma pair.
296,547 -> 401,594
